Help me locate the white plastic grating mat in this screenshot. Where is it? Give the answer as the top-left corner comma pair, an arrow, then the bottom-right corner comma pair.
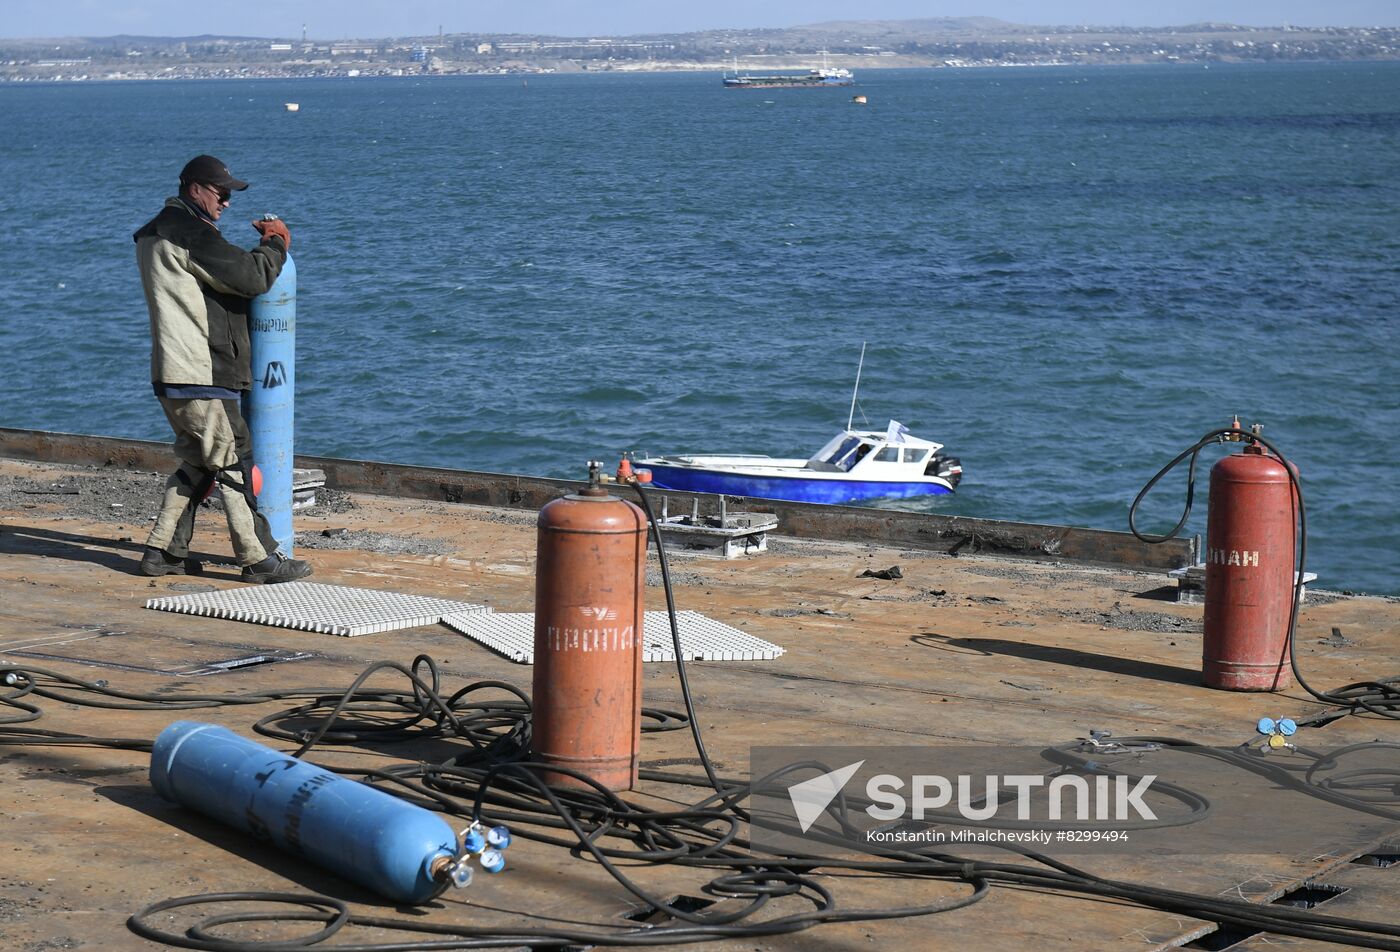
440,610 -> 783,664
145,582 -> 489,637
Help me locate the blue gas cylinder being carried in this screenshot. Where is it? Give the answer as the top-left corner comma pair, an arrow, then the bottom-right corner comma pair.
150,721 -> 507,904
245,245 -> 297,557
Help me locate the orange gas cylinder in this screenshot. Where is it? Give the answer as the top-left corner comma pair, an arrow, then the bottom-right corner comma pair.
530,478 -> 646,790
1203,445 -> 1297,691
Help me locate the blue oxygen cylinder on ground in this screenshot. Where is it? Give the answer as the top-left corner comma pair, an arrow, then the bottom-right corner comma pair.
150,721 -> 460,904
245,250 -> 296,557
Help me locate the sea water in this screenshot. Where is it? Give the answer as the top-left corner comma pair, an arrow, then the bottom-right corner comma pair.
0,64 -> 1396,593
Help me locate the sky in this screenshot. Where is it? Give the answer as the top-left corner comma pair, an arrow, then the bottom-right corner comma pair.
1,0 -> 1395,40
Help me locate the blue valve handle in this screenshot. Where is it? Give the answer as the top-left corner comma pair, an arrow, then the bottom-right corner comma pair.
462,828 -> 487,853
1257,716 -> 1298,736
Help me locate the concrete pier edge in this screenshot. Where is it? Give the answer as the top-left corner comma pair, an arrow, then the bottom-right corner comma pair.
0,426 -> 1195,571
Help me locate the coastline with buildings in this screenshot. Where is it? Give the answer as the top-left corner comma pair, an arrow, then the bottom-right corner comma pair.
2,17 -> 1398,82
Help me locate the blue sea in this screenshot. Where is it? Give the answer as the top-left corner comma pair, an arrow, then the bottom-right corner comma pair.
1,64 -> 1397,594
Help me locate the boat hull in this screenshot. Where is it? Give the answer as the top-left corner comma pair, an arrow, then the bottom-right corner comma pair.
724,78 -> 854,88
642,464 -> 953,505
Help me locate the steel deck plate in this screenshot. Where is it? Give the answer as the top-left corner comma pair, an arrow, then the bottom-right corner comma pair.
145,582 -> 489,637
440,610 -> 783,663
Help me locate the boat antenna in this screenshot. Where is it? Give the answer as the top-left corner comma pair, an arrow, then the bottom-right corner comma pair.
847,342 -> 866,432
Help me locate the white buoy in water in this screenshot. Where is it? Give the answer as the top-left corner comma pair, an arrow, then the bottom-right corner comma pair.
284,102 -> 300,112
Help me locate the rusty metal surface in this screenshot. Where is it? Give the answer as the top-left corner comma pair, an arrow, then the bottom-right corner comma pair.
1224,856 -> 1400,950
1,426 -> 1196,570
1,455 -> 1397,951
531,492 -> 647,790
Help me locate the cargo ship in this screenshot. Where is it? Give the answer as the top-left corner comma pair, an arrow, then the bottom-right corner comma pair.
723,51 -> 854,89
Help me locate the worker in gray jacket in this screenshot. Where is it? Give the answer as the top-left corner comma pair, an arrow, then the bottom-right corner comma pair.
133,154 -> 311,583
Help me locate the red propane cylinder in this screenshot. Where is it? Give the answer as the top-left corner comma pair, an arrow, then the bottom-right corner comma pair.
1203,446 -> 1297,691
530,485 -> 646,790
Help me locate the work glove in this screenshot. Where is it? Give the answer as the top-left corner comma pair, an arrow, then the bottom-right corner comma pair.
252,218 -> 292,251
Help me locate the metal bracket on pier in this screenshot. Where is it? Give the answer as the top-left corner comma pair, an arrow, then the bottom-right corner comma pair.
649,495 -> 778,559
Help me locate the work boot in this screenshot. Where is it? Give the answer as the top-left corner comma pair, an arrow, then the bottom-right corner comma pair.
140,546 -> 187,577
240,551 -> 312,584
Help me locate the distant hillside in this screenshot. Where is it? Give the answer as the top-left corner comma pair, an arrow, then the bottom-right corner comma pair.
97,34 -> 266,42
782,17 -> 1296,41
1,34 -> 265,47
2,17 -> 1396,83
0,16 -> 1346,46
796,17 -> 1019,35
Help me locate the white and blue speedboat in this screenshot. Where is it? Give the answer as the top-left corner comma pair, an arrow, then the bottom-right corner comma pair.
637,421 -> 962,505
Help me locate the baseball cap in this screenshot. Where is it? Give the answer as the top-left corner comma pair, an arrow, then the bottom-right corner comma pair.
179,155 -> 249,191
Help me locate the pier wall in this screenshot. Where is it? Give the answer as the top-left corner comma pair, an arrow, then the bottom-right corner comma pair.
0,427 -> 1195,571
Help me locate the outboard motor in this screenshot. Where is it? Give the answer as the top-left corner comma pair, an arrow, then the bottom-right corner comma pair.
928,454 -> 963,488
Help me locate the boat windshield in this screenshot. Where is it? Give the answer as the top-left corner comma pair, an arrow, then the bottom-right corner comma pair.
821,436 -> 867,472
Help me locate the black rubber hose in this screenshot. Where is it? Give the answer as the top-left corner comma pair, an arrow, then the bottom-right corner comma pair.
628,481 -> 726,796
